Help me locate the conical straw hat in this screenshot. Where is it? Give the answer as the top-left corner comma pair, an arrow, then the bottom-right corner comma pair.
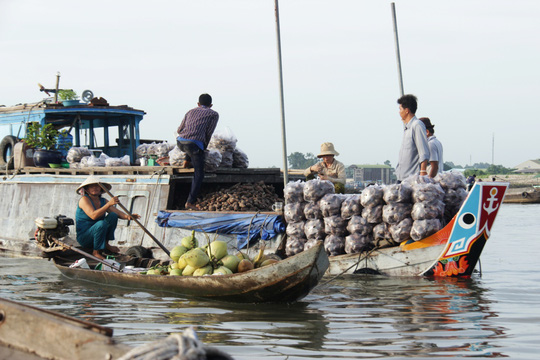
76,175 -> 112,194
317,142 -> 339,158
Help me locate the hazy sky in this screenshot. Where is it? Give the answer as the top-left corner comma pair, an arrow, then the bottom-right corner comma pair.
1,0 -> 538,169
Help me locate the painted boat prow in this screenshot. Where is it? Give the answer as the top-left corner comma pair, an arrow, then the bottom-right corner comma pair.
420,181 -> 508,276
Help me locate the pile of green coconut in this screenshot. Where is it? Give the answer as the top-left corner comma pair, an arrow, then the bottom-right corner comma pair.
144,231 -> 279,276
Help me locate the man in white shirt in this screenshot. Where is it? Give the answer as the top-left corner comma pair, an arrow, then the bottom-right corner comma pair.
419,117 -> 444,178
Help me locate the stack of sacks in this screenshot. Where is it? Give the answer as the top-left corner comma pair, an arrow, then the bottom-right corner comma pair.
381,183 -> 413,246
435,172 -> 468,224
208,130 -> 238,168
342,194 -> 371,254
283,181 -> 307,256
406,176 -> 445,241
320,193 -> 347,256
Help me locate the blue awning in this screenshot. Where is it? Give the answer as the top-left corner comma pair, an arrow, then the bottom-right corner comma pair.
156,211 -> 286,249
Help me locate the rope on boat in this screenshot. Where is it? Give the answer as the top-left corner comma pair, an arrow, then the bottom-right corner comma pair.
317,246 -> 378,288
117,327 -> 233,360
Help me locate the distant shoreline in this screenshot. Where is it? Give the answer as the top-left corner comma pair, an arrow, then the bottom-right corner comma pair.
486,174 -> 540,189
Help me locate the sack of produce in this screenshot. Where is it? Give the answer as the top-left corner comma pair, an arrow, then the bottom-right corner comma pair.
66,147 -> 92,163
304,239 -> 323,251
345,233 -> 373,254
304,219 -> 326,240
383,183 -> 413,204
340,194 -> 363,219
285,237 -> 306,257
319,194 -> 345,217
284,202 -> 306,223
303,179 -> 335,203
208,128 -> 238,152
105,155 -> 130,167
435,171 -> 467,190
382,203 -> 413,224
346,215 -> 372,236
219,151 -> 234,168
410,219 -> 442,241
204,149 -> 222,172
360,185 -> 384,207
286,221 -> 306,238
86,153 -> 108,167
411,200 -> 445,220
136,143 -> 148,158
324,234 -> 345,256
402,174 -> 436,186
389,217 -> 413,243
304,202 -> 323,220
372,222 -> 392,241
232,147 -> 249,168
412,183 -> 445,203
168,146 -> 187,166
444,187 -> 468,209
284,180 -> 305,204
324,215 -> 348,236
361,204 -> 383,224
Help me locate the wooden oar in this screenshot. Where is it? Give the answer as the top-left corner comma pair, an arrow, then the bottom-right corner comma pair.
50,237 -> 123,272
98,183 -> 171,257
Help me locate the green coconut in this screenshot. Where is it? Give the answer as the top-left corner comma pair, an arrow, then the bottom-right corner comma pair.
207,241 -> 228,261
193,265 -> 213,276
182,264 -> 197,276
220,254 -> 240,273
212,266 -> 233,275
170,245 -> 188,262
177,254 -> 188,271
181,230 -> 198,249
260,259 -> 279,267
169,269 -> 182,276
184,248 -> 210,268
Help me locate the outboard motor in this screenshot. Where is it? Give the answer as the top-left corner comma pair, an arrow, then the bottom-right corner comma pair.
35,215 -> 74,248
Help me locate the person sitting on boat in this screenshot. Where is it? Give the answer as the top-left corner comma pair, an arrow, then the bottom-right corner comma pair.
176,93 -> 219,210
419,117 -> 443,178
304,142 -> 346,193
75,176 -> 140,260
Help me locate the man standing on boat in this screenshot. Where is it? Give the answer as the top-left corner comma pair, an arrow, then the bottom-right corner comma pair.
176,93 -> 219,210
395,94 -> 430,181
419,117 -> 443,178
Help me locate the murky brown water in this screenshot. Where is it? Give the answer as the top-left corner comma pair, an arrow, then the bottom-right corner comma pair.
2,204 -> 539,359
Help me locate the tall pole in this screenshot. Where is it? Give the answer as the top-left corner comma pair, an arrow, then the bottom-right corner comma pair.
274,0 -> 289,187
492,133 -> 495,165
54,72 -> 60,103
391,3 -> 404,96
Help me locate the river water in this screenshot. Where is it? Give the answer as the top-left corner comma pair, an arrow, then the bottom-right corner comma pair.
1,204 -> 539,359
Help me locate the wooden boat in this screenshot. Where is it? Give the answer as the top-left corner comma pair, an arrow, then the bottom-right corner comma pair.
503,186 -> 540,204
46,242 -> 329,303
0,297 -> 233,360
0,297 -> 130,360
326,182 -> 508,277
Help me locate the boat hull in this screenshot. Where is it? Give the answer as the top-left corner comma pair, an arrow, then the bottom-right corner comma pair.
53,242 -> 329,303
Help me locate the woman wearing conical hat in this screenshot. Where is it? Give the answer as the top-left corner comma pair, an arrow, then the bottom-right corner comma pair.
304,142 -> 346,192
75,176 -> 140,259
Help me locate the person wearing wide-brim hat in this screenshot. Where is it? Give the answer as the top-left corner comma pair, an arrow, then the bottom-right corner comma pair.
303,142 -> 346,191
75,176 -> 140,259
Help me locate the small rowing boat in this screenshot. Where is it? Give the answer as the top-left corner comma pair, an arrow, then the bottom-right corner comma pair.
326,182 -> 508,277
44,241 -> 329,303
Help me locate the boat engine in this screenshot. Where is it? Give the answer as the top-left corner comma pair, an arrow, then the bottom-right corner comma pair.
35,215 -> 74,248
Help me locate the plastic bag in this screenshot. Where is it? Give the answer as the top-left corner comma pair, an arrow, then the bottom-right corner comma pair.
410,219 -> 442,241
303,179 -> 335,203
208,128 -> 238,152
323,215 -> 348,236
412,183 -> 445,203
66,147 -> 92,163
319,194 -> 345,217
304,239 -> 323,251
168,146 -> 187,166
304,202 -> 323,220
389,218 -> 413,243
360,185 -> 384,207
324,235 -> 345,256
340,194 -> 363,219
411,200 -> 445,220
435,171 -> 467,190
105,155 -> 130,167
284,180 -> 305,204
285,237 -> 306,257
233,148 -> 249,168
361,204 -> 383,224
383,183 -> 413,204
204,149 -> 222,172
284,202 -> 306,223
382,203 -> 413,224
286,221 -> 305,238
345,233 -> 372,254
304,219 -> 326,240
346,215 -> 372,236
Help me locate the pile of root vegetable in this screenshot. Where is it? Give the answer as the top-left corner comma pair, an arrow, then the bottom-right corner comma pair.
143,231 -> 279,276
196,182 -> 281,212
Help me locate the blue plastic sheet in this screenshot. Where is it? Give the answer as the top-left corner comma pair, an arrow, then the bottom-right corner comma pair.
156,211 -> 286,249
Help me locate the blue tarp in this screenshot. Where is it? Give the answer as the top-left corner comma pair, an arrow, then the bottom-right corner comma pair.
156,211 -> 286,249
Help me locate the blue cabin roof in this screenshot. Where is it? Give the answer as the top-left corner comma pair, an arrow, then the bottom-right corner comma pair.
0,102 -> 146,162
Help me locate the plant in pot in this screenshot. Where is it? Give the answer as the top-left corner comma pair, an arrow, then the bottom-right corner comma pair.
25,122 -> 67,167
58,89 -> 79,106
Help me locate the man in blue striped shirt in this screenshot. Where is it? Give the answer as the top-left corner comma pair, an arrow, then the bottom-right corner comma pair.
176,93 -> 219,210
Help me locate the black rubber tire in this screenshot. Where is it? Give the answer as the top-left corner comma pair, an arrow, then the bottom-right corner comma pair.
125,245 -> 152,258
0,135 -> 17,169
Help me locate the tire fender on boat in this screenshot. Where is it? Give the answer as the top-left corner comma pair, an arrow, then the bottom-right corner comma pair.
522,192 -> 530,198
0,135 -> 17,169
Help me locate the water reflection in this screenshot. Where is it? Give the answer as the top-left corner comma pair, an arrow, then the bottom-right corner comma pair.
311,275 -> 507,358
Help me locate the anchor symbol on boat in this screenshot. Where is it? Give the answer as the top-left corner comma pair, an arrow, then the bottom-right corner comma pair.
483,187 -> 499,215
